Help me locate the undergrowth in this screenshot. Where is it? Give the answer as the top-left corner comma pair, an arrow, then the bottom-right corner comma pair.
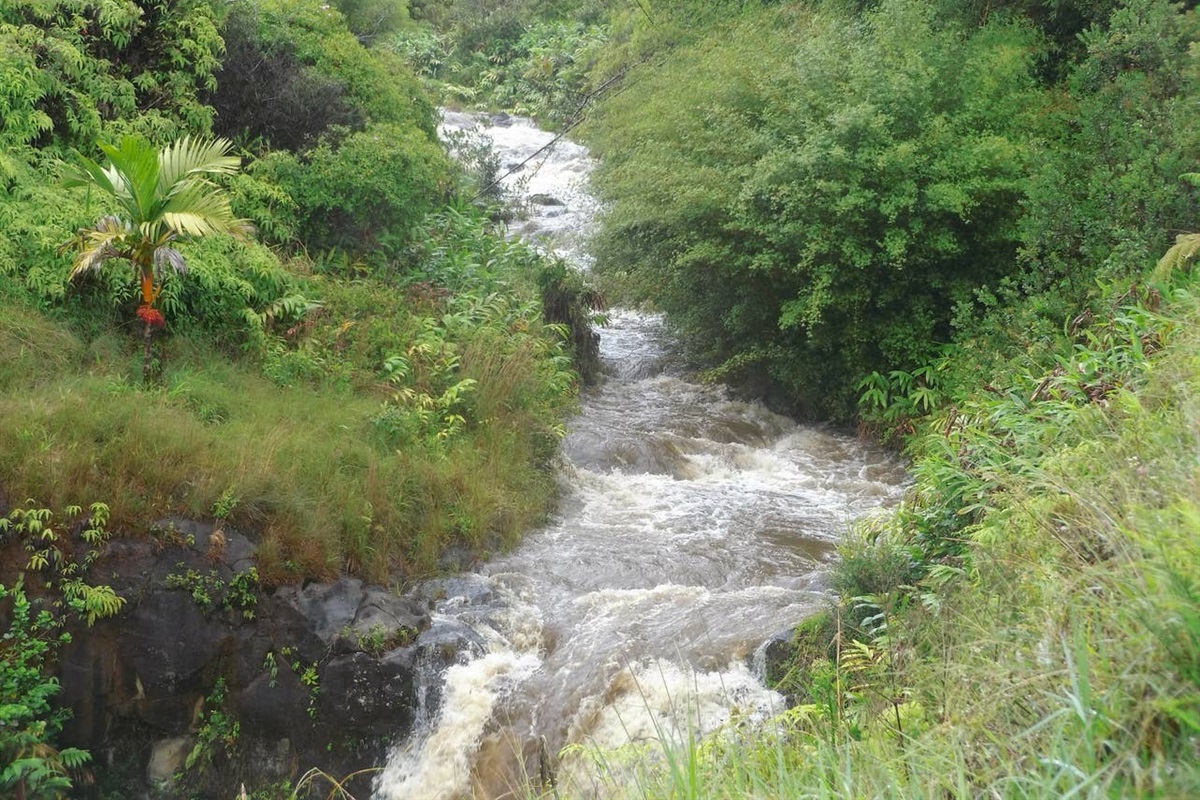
0,209 -> 583,583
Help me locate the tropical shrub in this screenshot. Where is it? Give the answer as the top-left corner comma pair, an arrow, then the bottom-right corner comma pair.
257,123 -> 451,259
389,1 -> 609,123
1017,0 -> 1200,297
0,0 -> 223,151
208,5 -> 364,152
218,0 -> 437,137
0,581 -> 90,800
586,0 -> 1042,418
331,0 -> 412,44
1,501 -> 124,799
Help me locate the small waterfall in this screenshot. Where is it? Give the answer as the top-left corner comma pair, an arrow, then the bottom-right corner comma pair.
375,651 -> 542,800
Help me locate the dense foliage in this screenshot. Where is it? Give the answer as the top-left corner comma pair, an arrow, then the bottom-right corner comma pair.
578,0 -> 1200,420
0,0 -> 224,152
387,0 -> 613,124
209,0 -> 436,145
1,502 -> 123,799
0,0 -> 590,581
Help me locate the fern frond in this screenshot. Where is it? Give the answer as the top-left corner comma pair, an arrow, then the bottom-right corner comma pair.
1153,233 -> 1200,283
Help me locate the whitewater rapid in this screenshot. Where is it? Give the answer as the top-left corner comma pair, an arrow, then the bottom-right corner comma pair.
374,112 -> 908,800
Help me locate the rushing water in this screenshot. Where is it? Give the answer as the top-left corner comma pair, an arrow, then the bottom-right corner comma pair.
374,113 -> 909,800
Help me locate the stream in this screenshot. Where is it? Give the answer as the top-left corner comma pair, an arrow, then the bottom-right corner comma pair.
373,112 -> 909,799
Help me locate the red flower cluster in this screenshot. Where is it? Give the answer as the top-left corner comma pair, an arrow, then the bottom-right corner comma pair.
136,305 -> 166,328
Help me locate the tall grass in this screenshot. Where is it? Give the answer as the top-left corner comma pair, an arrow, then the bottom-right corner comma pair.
0,211 -> 585,583
550,282 -> 1200,797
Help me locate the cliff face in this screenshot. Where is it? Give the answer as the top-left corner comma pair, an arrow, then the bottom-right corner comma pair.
41,518 -> 476,798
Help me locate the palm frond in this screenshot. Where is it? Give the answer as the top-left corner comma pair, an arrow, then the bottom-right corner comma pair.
159,182 -> 253,239
153,246 -> 188,279
67,216 -> 132,280
158,136 -> 241,198
99,137 -> 161,224
64,153 -> 141,223
63,154 -> 116,196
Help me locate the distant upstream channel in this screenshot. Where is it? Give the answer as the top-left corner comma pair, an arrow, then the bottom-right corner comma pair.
373,112 -> 910,800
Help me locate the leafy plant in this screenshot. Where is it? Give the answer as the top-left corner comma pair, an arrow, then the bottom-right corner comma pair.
164,566 -> 259,621
256,122 -> 449,260
299,664 -> 320,720
184,678 -> 239,773
857,361 -> 951,440
1,500 -> 124,799
2,501 -> 125,626
0,581 -> 92,800
0,0 -> 223,152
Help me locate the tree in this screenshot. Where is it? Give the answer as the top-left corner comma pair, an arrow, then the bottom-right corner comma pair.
61,136 -> 252,382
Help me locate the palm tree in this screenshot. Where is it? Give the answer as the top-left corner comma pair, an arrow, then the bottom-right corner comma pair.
61,135 -> 252,383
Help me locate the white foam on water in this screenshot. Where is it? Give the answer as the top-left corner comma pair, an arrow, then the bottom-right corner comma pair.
557,658 -> 786,797
371,112 -> 908,799
374,650 -> 543,800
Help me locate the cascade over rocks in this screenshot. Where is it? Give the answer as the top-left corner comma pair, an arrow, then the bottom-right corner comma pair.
46,519 -> 478,798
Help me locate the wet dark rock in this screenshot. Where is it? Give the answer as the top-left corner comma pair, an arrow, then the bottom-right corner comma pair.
236,670 -> 310,740
147,735 -> 195,788
153,517 -> 257,572
277,576 -> 365,643
528,193 -> 565,206
752,611 -> 837,701
318,651 -> 417,737
330,585 -> 429,655
45,524 -> 466,798
408,619 -> 488,715
411,574 -> 496,609
755,628 -> 798,687
490,111 -> 513,126
437,543 -> 483,573
415,618 -> 488,665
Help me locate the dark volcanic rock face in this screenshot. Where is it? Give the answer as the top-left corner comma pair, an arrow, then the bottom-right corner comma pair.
50,520 -> 448,798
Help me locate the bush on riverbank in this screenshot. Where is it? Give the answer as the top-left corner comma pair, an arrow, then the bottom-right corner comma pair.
578,0 -> 1200,421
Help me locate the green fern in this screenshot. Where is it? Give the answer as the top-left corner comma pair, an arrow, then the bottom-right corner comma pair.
1153,233 -> 1200,282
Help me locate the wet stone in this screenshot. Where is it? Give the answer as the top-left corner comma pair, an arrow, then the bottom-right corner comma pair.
410,574 -> 497,609
50,533 -> 477,798
147,735 -> 194,787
